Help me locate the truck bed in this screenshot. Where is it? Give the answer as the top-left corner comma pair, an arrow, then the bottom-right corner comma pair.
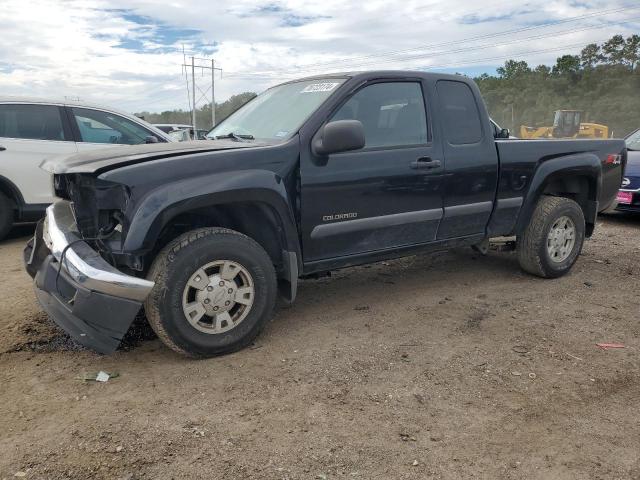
496,138 -> 626,212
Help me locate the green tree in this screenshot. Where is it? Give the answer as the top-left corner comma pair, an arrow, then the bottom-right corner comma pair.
602,34 -> 626,64
136,92 -> 257,130
623,34 -> 640,70
496,60 -> 531,79
580,43 -> 602,68
475,34 -> 640,137
552,55 -> 581,76
533,65 -> 551,77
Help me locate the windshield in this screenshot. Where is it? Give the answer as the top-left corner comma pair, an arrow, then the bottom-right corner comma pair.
207,79 -> 346,141
626,129 -> 640,151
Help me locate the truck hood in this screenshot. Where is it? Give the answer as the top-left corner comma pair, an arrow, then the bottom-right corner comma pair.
41,140 -> 269,174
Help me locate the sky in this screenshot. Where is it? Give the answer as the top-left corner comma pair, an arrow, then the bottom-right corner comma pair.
0,0 -> 638,114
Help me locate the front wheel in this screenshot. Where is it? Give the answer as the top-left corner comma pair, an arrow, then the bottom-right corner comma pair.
145,228 -> 277,357
517,196 -> 585,278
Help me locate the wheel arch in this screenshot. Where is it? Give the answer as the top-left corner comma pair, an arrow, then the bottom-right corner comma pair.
514,154 -> 601,237
123,171 -> 301,300
0,175 -> 23,209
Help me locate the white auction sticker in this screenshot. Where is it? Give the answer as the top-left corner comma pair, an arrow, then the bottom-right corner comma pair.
301,82 -> 340,93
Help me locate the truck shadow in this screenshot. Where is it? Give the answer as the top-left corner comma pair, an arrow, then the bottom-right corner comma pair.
267,247 -> 525,334
10,247 -> 523,356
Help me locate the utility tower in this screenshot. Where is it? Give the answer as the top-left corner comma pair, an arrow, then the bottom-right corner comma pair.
182,53 -> 222,131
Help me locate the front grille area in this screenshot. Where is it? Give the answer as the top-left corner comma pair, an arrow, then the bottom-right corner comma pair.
53,174 -> 71,200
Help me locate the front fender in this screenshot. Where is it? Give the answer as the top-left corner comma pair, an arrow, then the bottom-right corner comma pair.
514,153 -> 602,234
122,169 -> 300,261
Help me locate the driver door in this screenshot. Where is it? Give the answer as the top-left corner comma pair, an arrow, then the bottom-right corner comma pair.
300,80 -> 445,263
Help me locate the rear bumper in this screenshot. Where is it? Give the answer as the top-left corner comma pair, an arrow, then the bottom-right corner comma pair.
615,189 -> 640,213
24,201 -> 154,354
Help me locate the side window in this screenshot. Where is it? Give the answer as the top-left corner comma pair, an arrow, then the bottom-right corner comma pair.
0,104 -> 67,141
331,82 -> 428,148
71,108 -> 155,145
436,81 -> 482,145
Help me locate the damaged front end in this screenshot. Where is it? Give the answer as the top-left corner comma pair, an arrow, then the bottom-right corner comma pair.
55,173 -> 129,239
53,173 -> 146,272
24,194 -> 154,354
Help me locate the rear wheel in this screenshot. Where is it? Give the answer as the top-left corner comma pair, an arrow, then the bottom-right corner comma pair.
145,228 -> 277,358
517,196 -> 585,278
0,192 -> 14,241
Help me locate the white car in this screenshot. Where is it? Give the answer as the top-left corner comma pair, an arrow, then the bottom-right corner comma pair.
167,128 -> 193,142
156,124 -> 210,142
153,123 -> 193,133
0,97 -> 173,239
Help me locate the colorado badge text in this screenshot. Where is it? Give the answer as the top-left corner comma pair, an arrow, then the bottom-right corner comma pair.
322,212 -> 358,222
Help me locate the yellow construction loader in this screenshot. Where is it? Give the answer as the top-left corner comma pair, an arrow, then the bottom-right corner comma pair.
520,110 -> 609,139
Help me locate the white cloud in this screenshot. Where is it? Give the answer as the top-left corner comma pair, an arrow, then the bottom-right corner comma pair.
0,0 -> 637,114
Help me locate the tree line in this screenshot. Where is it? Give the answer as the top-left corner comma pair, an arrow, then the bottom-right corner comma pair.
138,34 -> 639,137
136,92 -> 257,130
477,34 -> 640,137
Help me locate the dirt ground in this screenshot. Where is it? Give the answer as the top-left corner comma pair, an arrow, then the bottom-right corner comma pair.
1,217 -> 639,480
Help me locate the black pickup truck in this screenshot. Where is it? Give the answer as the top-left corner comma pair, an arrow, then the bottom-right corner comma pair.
24,71 -> 626,357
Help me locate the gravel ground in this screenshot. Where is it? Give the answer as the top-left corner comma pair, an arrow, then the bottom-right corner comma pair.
0,217 -> 639,480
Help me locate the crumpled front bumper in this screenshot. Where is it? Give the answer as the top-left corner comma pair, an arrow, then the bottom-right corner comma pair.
24,201 -> 154,354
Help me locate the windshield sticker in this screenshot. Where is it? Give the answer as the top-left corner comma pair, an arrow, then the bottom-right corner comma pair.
301,82 -> 340,93
274,130 -> 289,138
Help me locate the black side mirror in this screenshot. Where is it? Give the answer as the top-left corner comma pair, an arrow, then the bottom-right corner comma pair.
498,128 -> 510,139
312,120 -> 365,156
145,135 -> 159,144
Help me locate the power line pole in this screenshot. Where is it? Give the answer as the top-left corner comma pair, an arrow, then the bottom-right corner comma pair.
213,59 -> 217,127
191,56 -> 196,130
182,46 -> 192,124
181,56 -> 222,132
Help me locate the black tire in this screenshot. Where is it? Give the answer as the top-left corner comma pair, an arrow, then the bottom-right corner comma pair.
0,192 -> 14,241
516,196 -> 585,278
144,227 -> 277,358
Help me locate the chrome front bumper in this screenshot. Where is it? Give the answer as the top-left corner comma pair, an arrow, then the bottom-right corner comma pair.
24,200 -> 154,354
42,200 -> 154,302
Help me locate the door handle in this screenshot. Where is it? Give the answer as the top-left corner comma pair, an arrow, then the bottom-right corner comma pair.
410,157 -> 441,169
0,146 -> 6,152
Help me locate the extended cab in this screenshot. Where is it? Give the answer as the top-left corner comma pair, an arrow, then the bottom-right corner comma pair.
24,71 -> 626,357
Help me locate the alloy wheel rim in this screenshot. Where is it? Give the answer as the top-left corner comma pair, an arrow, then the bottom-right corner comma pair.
546,216 -> 576,263
181,260 -> 254,334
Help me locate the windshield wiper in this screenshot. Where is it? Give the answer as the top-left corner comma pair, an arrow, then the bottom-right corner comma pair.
214,132 -> 254,141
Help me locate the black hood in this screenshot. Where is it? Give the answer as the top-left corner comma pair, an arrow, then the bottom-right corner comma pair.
41,140 -> 269,174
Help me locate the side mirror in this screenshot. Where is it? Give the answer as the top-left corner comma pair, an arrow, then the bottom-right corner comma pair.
498,128 -> 510,139
312,120 -> 365,156
145,135 -> 159,144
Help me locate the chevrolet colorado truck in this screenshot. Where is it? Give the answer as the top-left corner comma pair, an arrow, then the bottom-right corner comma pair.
24,71 -> 626,357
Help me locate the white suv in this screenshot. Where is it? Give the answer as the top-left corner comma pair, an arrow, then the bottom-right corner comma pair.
0,97 -> 173,239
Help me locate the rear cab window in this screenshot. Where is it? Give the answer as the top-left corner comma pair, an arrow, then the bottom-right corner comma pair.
0,104 -> 70,141
436,80 -> 483,145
